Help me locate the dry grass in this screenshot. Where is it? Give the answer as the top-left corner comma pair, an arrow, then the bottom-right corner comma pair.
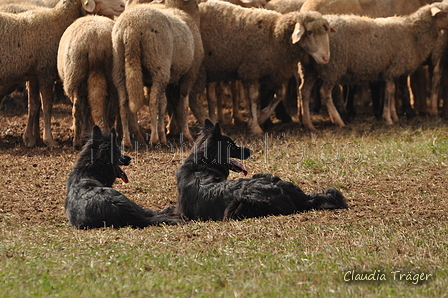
0,103 -> 447,297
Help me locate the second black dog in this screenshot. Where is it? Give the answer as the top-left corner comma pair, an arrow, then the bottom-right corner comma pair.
175,120 -> 348,221
65,126 -> 182,229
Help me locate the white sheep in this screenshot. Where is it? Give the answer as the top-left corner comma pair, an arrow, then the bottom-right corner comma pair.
58,15 -> 120,150
0,0 -> 50,7
265,0 -> 304,14
112,0 -> 204,149
300,0 -> 437,119
0,0 -> 125,147
298,2 -> 448,130
193,0 -> 332,135
300,0 -> 436,17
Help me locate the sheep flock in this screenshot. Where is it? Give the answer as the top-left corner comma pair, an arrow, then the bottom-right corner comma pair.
1,0 -> 448,149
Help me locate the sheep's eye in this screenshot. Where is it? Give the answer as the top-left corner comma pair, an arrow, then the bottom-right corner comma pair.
307,30 -> 313,35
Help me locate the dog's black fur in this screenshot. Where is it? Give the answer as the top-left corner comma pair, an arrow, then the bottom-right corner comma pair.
175,120 -> 348,221
65,126 -> 182,229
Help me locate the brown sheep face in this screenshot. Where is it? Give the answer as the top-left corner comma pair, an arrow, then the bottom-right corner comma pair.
293,19 -> 333,65
82,0 -> 126,17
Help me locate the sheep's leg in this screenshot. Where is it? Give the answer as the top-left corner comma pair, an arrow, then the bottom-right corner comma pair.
172,75 -> 194,142
299,70 -> 317,131
176,94 -> 194,142
117,84 -> 134,150
258,84 -> 285,125
40,83 -> 58,147
410,67 -> 427,115
231,80 -> 244,123
295,74 -> 303,123
107,86 -> 119,129
119,94 -> 133,150
382,80 -> 395,125
320,83 -> 345,127
216,82 -> 226,124
443,90 -> 448,118
429,58 -> 442,116
390,82 -> 399,123
189,89 -> 208,125
166,110 -> 177,136
165,88 -> 176,136
400,74 -> 416,118
207,82 -> 217,123
149,105 -> 159,145
88,72 -> 109,134
149,84 -> 162,145
128,112 -> 145,148
23,79 -> 41,147
72,90 -> 85,150
247,82 -> 263,136
158,91 -> 167,144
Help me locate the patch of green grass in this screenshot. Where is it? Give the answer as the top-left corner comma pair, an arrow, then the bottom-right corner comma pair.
1,216 -> 447,297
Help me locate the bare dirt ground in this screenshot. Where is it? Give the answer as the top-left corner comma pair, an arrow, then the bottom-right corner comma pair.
0,99 -> 447,229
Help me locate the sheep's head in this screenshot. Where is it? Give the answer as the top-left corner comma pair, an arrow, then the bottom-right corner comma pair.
82,0 -> 125,17
430,1 -> 448,30
277,11 -> 333,64
293,12 -> 334,64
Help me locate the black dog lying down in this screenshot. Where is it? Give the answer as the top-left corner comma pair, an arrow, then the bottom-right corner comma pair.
65,126 -> 182,229
175,120 -> 348,221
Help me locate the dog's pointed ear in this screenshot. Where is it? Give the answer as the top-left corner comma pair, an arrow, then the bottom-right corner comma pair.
213,122 -> 222,137
204,119 -> 214,130
92,125 -> 102,141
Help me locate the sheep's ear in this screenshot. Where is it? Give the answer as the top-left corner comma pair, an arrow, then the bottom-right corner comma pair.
292,23 -> 305,44
431,6 -> 442,16
82,0 -> 96,13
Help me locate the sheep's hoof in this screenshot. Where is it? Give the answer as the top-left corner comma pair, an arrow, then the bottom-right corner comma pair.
392,115 -> 399,123
428,109 -> 438,117
159,135 -> 167,144
384,119 -> 394,125
301,120 -> 316,132
44,138 -> 59,148
121,139 -> 133,152
23,135 -> 36,148
182,130 -> 194,142
22,130 -> 37,147
250,125 -> 264,136
150,138 -> 160,147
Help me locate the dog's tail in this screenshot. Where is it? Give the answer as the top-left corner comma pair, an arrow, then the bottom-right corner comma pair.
223,188 -> 347,220
306,188 -> 348,210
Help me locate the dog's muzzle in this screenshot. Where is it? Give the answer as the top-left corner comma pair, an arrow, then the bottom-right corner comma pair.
119,154 -> 132,166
